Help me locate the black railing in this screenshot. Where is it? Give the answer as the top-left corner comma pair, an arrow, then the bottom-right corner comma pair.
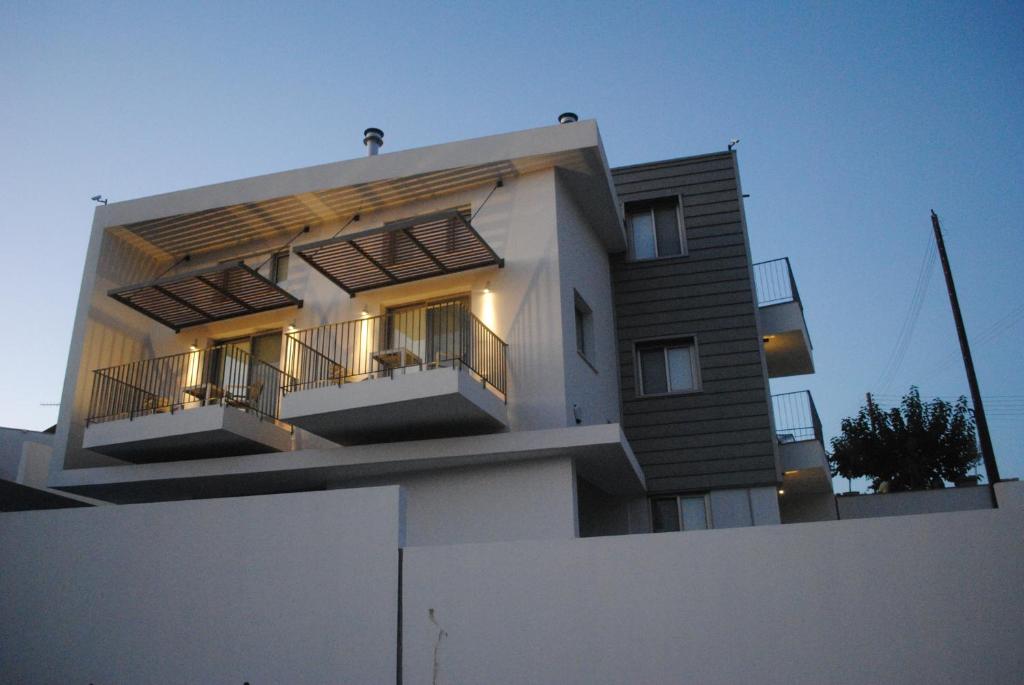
753,257 -> 802,307
87,344 -> 292,425
283,300 -> 508,399
772,390 -> 822,444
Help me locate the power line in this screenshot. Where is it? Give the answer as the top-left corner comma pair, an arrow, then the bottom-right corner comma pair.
915,302 -> 1024,379
875,229 -> 938,393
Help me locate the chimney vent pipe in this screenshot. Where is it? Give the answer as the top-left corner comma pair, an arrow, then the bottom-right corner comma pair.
558,112 -> 578,124
363,127 -> 384,156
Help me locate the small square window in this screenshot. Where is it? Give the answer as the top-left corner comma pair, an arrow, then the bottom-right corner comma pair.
626,197 -> 686,260
636,338 -> 699,395
651,494 -> 711,532
272,252 -> 290,283
574,290 -> 594,363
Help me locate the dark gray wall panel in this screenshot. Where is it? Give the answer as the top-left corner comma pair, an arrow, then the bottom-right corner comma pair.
612,151 -> 777,495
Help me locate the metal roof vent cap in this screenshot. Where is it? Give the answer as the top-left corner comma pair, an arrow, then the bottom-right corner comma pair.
558,112 -> 578,124
363,127 -> 384,156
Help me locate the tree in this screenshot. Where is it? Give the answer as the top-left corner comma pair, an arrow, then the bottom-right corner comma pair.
828,386 -> 980,492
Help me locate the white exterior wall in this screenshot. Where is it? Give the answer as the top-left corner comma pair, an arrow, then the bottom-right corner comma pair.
402,505 -> 1024,685
555,171 -> 621,428
837,486 -> 993,519
0,487 -> 402,684
331,457 -> 578,547
54,168 -> 576,475
0,427 -> 52,485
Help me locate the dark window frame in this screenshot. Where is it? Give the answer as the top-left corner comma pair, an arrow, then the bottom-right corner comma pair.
633,335 -> 701,397
573,289 -> 595,368
625,195 -> 687,262
651,493 -> 713,533
271,251 -> 290,283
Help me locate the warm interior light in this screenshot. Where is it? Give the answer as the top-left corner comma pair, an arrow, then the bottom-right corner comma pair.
286,323 -> 297,333
480,289 -> 497,332
189,339 -> 198,351
361,305 -> 370,318
783,469 -> 799,476
777,489 -> 785,495
482,281 -> 491,294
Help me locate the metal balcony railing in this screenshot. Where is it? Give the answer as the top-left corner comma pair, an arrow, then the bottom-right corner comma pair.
283,300 -> 508,400
753,257 -> 802,308
772,390 -> 823,444
86,344 -> 291,425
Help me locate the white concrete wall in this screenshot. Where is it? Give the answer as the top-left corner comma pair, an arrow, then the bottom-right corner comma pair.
0,487 -> 401,684
0,427 -> 52,484
330,457 -> 579,546
555,171 -> 621,427
55,167 -> 575,474
837,486 -> 993,519
402,505 -> 1024,685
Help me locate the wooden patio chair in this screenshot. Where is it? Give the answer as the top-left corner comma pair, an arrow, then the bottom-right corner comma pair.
224,378 -> 264,413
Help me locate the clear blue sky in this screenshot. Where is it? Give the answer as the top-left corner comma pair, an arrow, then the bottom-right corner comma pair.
2,1 -> 1021,487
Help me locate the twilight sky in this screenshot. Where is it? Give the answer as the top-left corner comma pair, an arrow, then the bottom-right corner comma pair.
1,1 -> 1021,487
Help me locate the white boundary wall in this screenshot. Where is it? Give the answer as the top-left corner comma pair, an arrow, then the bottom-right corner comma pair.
0,487 -> 401,684
402,503 -> 1024,685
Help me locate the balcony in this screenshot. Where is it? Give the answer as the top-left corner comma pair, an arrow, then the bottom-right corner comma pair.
753,258 -> 814,377
772,391 -> 831,495
280,300 -> 508,445
83,345 -> 294,463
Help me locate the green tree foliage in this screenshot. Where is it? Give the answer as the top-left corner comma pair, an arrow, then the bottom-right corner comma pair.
828,386 -> 980,492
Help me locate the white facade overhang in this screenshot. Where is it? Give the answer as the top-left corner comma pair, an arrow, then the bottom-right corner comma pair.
56,424 -> 645,503
97,120 -> 625,261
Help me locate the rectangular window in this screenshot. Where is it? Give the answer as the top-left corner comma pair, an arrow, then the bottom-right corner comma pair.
651,494 -> 711,533
636,338 -> 698,395
626,196 -> 685,260
574,290 -> 594,362
272,252 -> 290,283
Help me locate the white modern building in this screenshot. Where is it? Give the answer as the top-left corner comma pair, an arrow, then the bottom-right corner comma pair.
2,116 -> 1022,685
22,115 -> 829,539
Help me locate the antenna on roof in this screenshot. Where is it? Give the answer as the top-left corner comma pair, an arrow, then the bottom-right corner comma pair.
727,139 -> 740,151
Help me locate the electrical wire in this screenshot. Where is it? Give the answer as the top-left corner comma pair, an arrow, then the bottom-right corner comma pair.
875,229 -> 938,393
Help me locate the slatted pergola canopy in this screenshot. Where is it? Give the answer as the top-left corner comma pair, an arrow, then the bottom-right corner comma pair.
293,208 -> 503,295
109,261 -> 302,331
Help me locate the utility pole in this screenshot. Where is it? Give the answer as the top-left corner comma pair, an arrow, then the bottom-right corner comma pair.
931,210 -> 1000,486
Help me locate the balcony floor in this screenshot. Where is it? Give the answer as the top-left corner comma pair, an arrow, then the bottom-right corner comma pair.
83,405 -> 293,464
280,366 -> 508,445
759,300 -> 814,377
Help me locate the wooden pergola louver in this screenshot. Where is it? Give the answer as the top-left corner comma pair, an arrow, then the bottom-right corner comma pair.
108,262 -> 302,332
292,209 -> 503,295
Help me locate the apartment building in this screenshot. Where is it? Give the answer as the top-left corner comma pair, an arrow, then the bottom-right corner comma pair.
42,116 -> 831,541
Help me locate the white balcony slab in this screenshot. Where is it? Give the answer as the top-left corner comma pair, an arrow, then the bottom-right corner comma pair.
83,405 -> 293,464
280,366 -> 508,445
56,423 -> 645,504
759,300 -> 814,377
780,439 -> 832,495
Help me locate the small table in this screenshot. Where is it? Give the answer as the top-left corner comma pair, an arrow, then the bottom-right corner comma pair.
183,383 -> 225,404
372,348 -> 423,370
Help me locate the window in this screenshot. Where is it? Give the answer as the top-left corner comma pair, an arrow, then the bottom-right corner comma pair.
626,196 -> 685,260
574,290 -> 594,363
651,495 -> 711,532
636,338 -> 699,395
272,252 -> 290,283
